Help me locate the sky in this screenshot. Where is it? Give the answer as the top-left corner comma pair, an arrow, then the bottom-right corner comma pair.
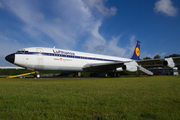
0,0 -> 180,66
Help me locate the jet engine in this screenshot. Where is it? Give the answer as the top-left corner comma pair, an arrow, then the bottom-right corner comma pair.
162,58 -> 175,68
122,65 -> 137,72
122,61 -> 138,72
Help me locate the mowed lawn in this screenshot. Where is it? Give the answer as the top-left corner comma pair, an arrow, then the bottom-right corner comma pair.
0,76 -> 180,120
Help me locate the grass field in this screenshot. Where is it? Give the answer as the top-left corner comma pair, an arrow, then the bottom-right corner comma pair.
0,76 -> 180,120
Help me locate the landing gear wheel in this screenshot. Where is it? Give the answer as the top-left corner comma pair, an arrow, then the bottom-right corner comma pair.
90,73 -> 93,77
34,73 -> 41,79
90,73 -> 97,77
110,72 -> 120,77
116,73 -> 120,77
110,73 -> 114,77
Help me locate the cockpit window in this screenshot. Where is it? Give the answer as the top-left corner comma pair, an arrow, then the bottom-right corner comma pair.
16,50 -> 29,54
16,51 -> 24,53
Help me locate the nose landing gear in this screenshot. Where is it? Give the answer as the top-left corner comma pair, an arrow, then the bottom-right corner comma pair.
34,72 -> 41,79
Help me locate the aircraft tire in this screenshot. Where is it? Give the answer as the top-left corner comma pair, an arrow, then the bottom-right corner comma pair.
90,73 -> 93,77
110,72 -> 119,77
116,73 -> 120,77
110,73 -> 114,77
93,73 -> 97,77
90,73 -> 97,77
113,73 -> 117,77
34,73 -> 41,79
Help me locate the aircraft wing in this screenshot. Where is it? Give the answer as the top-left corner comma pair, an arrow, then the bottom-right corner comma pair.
83,57 -> 180,72
136,58 -> 165,64
82,61 -> 132,72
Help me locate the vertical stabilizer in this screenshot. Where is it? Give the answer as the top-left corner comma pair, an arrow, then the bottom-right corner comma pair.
131,40 -> 140,60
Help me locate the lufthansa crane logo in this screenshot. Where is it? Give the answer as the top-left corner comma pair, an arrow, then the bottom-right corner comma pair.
136,47 -> 140,56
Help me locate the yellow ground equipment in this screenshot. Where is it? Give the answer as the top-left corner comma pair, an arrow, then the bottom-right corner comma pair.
7,72 -> 35,79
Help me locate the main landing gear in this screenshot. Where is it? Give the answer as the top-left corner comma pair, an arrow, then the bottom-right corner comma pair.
109,72 -> 120,77
34,72 -> 41,79
90,73 -> 97,77
90,72 -> 120,77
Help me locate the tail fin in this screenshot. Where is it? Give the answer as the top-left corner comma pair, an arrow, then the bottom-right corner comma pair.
131,40 -> 140,60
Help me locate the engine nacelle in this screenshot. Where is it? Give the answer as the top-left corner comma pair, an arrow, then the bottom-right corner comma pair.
116,67 -> 123,71
122,65 -> 137,72
122,61 -> 138,72
163,58 -> 175,68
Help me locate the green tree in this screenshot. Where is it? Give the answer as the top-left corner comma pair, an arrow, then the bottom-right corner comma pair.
143,57 -> 151,60
154,55 -> 161,59
164,54 -> 180,58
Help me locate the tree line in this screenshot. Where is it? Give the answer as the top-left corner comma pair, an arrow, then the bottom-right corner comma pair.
143,54 -> 180,60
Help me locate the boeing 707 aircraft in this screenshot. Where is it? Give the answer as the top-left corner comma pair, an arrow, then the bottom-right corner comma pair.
5,41 -> 179,78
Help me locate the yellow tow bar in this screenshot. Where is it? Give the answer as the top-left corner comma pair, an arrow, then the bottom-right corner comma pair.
7,72 -> 35,79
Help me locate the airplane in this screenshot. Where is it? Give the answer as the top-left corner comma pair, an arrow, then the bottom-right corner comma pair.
5,41 -> 179,78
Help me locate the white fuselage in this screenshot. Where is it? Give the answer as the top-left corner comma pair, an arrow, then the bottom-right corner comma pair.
13,47 -> 132,72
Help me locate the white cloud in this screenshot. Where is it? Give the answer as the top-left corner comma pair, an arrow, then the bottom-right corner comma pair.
82,0 -> 117,17
0,1 -> 4,8
154,0 -> 178,17
141,51 -> 167,59
160,52 -> 166,56
23,26 -> 41,37
89,21 -> 106,44
124,35 -> 137,58
31,13 -> 44,20
54,18 -> 61,23
2,0 -> 121,55
141,51 -> 154,59
106,36 -> 126,56
2,0 -> 81,48
129,36 -> 136,52
0,35 -> 24,57
84,34 -> 136,57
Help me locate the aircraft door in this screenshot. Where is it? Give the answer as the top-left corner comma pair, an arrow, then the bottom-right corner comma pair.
35,48 -> 44,70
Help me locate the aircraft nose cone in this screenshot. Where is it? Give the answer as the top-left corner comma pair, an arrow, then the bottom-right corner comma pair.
5,53 -> 15,64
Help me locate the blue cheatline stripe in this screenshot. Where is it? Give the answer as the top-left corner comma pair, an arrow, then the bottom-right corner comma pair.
15,52 -> 122,62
